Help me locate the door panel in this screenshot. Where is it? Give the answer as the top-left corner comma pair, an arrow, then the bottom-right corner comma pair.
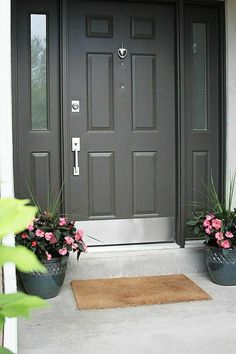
184,5 -> 221,238
67,1 -> 176,244
14,0 -> 61,208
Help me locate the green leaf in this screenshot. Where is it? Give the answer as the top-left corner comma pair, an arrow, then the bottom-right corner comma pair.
53,230 -> 61,241
0,245 -> 46,273
0,199 -> 37,238
186,220 -> 197,226
0,292 -> 47,318
61,256 -> 68,265
0,347 -> 13,354
0,314 -> 4,330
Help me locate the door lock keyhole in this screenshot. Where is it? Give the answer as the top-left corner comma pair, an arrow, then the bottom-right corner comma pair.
71,100 -> 80,112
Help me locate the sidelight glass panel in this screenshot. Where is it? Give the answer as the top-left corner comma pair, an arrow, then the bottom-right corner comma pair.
192,23 -> 207,131
30,14 -> 48,130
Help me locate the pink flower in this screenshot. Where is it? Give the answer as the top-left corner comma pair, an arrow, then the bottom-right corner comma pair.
75,228 -> 84,241
203,219 -> 211,228
49,234 -> 58,244
26,223 -> 34,231
46,251 -> 52,261
59,248 -> 68,256
215,232 -> 224,241
21,233 -> 28,239
45,232 -> 53,241
226,231 -> 234,238
205,228 -> 211,235
72,243 -> 78,250
35,229 -> 45,237
59,217 -> 67,226
212,218 -> 222,230
206,214 -> 215,221
221,239 -> 231,249
65,236 -> 74,245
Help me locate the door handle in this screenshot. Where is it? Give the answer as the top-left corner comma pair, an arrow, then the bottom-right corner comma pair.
72,138 -> 80,175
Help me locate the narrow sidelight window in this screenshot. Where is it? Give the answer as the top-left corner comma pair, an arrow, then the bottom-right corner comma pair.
30,14 -> 48,130
192,22 -> 207,131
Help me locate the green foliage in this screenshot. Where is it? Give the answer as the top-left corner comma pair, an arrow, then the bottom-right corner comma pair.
27,180 -> 64,218
0,347 -> 12,354
0,198 -> 47,353
15,213 -> 87,261
0,292 -> 46,321
187,173 -> 236,249
0,199 -> 36,238
0,245 -> 46,273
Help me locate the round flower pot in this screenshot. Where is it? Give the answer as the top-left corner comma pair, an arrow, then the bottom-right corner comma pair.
20,256 -> 69,299
206,246 -> 236,286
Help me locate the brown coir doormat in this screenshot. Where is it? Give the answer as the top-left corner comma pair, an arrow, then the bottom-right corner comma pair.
70,274 -> 211,310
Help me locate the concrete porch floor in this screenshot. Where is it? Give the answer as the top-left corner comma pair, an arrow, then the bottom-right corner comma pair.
18,270 -> 236,354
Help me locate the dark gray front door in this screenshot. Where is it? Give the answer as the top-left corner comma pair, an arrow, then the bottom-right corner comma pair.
66,1 -> 176,244
13,0 -> 224,246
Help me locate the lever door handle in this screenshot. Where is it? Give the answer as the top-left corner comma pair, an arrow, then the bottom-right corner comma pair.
72,138 -> 80,176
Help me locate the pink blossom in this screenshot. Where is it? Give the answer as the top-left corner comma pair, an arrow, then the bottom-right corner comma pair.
45,232 -> 53,241
212,218 -> 222,230
206,214 -> 215,221
75,228 -> 84,241
72,243 -> 78,250
59,217 -> 67,226
46,251 -> 52,261
65,236 -> 74,245
221,239 -> 232,249
26,223 -> 34,231
215,232 -> 224,241
59,248 -> 68,256
49,234 -> 57,244
226,231 -> 234,239
203,219 -> 211,228
205,228 -> 211,235
35,229 -> 45,237
21,233 -> 28,239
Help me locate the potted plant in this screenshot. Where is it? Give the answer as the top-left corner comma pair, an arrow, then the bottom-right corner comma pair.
187,173 -> 236,286
15,187 -> 87,298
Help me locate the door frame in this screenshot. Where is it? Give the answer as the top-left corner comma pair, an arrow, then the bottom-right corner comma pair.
11,0 -> 226,247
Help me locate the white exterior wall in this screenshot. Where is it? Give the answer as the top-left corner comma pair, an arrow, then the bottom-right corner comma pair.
226,0 -> 236,204
0,1 -> 17,353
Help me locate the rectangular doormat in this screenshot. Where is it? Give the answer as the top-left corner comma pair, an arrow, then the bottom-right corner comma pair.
70,274 -> 211,310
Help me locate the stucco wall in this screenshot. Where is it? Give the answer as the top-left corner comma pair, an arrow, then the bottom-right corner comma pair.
226,0 -> 236,203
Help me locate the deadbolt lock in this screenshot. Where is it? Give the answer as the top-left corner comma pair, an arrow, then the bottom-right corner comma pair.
71,100 -> 80,112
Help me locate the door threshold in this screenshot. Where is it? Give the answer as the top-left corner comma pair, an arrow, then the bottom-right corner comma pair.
87,240 -> 204,253
87,242 -> 180,253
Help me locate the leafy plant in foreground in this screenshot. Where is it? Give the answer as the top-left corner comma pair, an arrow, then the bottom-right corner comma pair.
0,198 -> 48,354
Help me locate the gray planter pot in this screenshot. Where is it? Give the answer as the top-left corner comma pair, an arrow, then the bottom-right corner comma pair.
20,256 -> 69,299
206,246 -> 236,286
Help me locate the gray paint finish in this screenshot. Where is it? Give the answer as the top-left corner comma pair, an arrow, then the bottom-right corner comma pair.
67,1 -> 176,244
12,0 -> 224,246
184,5 -> 220,238
15,0 -> 61,209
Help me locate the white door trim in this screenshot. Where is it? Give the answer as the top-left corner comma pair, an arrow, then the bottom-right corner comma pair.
0,0 -> 17,353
